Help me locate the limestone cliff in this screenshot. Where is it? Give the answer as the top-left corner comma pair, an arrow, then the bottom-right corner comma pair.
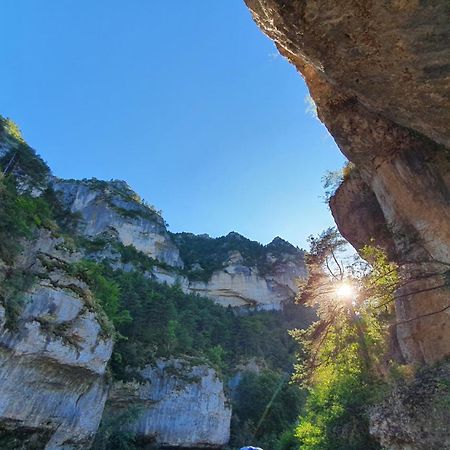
244,0 -> 450,366
53,178 -> 183,268
370,362 -> 450,450
106,358 -> 231,448
0,116 -> 308,448
53,179 -> 306,310
160,233 -> 306,309
0,231 -> 113,449
243,2 -> 450,448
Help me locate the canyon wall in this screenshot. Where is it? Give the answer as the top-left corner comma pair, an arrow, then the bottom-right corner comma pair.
54,179 -> 306,310
244,0 -> 450,366
106,358 -> 231,448
0,231 -> 113,449
0,118 -> 309,448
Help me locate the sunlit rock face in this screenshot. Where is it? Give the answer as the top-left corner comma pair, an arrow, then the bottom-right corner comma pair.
53,179 -> 184,268
106,359 -> 231,448
65,183 -> 309,309
152,242 -> 307,309
188,254 -> 306,309
0,231 -> 113,449
245,0 -> 450,366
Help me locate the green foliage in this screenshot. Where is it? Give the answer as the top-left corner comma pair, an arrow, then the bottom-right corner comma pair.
321,162 -> 355,202
359,244 -> 399,310
0,176 -> 57,264
0,116 -> 25,143
172,232 -> 263,281
72,260 -> 132,329
73,264 -> 306,380
0,142 -> 50,190
172,232 -> 303,282
0,268 -> 35,329
276,428 -> 301,450
0,425 -> 51,450
231,370 -> 305,449
0,130 -> 78,264
0,127 -> 81,327
293,328 -> 382,450
289,229 -> 396,450
116,243 -> 172,272
92,406 -> 142,450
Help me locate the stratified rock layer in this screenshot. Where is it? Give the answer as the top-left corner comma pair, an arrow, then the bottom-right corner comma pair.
244,0 -> 450,366
107,359 -> 231,448
0,231 -> 113,449
54,179 -> 307,310
54,179 -> 184,268
153,248 -> 306,310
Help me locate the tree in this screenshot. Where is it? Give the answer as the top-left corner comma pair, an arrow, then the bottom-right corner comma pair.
289,228 -> 398,449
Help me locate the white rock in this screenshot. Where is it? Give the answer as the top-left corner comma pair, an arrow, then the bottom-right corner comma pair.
53,179 -> 184,268
0,232 -> 113,449
108,358 -> 232,448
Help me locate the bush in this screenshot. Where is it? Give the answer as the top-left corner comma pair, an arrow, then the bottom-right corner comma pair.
231,370 -> 305,449
92,407 -> 141,450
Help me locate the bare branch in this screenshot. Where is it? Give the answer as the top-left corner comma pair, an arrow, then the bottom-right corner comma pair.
396,304 -> 450,325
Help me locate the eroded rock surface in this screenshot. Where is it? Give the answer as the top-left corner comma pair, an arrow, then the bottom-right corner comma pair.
56,179 -> 307,310
186,247 -> 306,309
245,0 -> 450,365
106,358 -> 231,448
0,231 -> 113,449
370,362 -> 450,450
53,179 -> 184,268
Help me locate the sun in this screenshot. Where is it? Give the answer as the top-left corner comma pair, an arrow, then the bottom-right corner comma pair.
335,282 -> 356,300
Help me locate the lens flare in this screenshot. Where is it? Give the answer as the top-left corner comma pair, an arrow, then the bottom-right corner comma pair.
335,282 -> 355,300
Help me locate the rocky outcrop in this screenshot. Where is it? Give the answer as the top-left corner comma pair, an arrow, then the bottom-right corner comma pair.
53,179 -> 183,268
188,252 -> 305,309
244,0 -> 450,365
152,248 -> 306,310
329,172 -> 396,258
106,358 -> 231,448
54,179 -> 306,310
0,231 -> 113,449
370,362 -> 450,450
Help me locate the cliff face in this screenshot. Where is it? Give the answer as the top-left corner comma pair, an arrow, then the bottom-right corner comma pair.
0,114 -> 309,449
106,359 -> 231,448
370,362 -> 450,450
53,179 -> 306,310
172,232 -> 306,309
154,244 -> 306,310
53,179 -> 184,268
244,0 -> 450,366
0,231 -> 113,449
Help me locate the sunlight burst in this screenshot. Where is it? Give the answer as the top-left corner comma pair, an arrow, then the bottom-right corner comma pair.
335,282 -> 356,301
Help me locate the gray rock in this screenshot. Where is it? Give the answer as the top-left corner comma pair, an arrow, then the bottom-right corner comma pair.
53,179 -> 183,268
107,358 -> 231,448
370,362 -> 450,450
0,231 -> 113,449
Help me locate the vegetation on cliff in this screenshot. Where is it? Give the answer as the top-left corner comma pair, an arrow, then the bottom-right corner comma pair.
71,261 -> 306,380
282,228 -> 403,450
0,118 -> 307,449
172,231 -> 304,281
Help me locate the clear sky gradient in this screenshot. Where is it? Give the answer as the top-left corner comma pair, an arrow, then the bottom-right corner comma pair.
1,0 -> 346,248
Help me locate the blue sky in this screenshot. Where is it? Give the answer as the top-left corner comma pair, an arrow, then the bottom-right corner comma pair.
1,0 -> 345,248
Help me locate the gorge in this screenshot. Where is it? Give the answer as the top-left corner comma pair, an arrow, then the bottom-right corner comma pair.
244,1 -> 450,448
0,117 -> 311,449
0,1 -> 449,449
